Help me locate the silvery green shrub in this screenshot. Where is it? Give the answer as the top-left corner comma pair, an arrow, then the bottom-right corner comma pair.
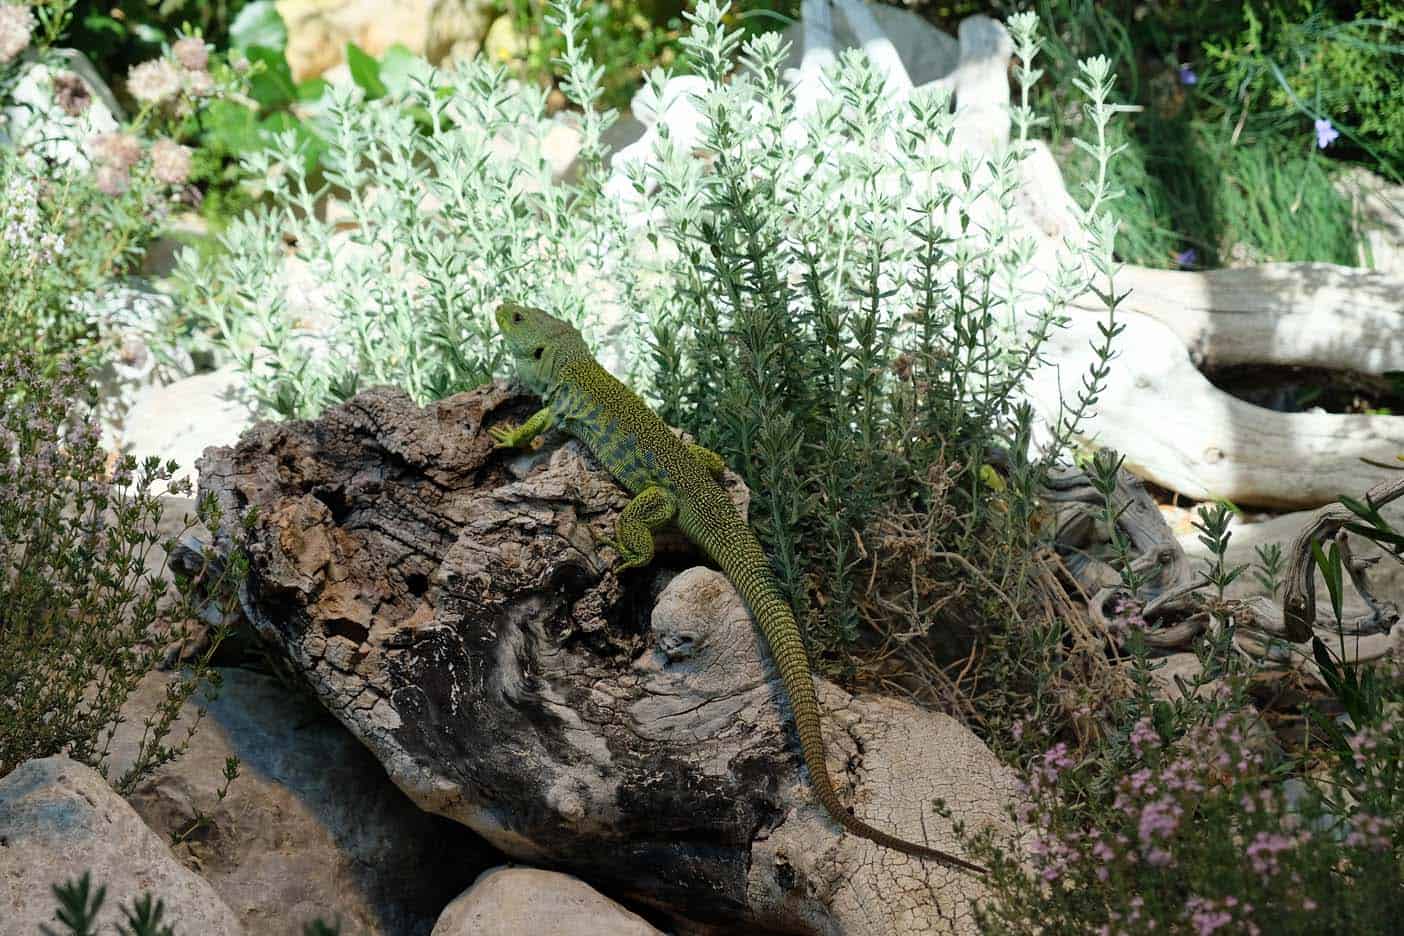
177,2 -> 1127,434
174,0 -> 638,418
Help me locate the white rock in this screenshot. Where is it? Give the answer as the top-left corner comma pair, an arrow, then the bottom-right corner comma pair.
104,669 -> 494,935
277,0 -> 493,82
1,53 -> 120,168
117,367 -> 258,484
432,867 -> 664,936
0,756 -> 245,935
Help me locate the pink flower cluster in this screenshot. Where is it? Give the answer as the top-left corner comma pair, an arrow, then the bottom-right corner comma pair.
0,2 -> 35,66
126,34 -> 214,106
1185,895 -> 1258,936
1345,812 -> 1392,852
1013,710 -> 1353,931
86,131 -> 192,194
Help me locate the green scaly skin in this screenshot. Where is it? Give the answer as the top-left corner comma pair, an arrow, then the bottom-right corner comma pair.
492,303 -> 986,874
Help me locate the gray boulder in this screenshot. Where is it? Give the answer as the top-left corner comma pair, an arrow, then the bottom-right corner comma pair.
0,756 -> 243,934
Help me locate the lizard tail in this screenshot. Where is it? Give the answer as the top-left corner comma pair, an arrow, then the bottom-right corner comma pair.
701,514 -> 988,874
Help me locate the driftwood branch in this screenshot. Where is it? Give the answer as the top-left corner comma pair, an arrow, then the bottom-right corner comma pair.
1069,264 -> 1404,376
1029,309 -> 1404,509
1281,478 -> 1404,639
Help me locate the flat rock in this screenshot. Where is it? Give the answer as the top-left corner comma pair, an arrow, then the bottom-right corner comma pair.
0,756 -> 243,934
432,866 -> 664,936
104,668 -> 496,936
116,367 -> 258,485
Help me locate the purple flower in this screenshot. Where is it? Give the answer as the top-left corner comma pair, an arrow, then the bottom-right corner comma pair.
1179,65 -> 1198,86
1175,247 -> 1197,268
1314,118 -> 1340,149
1137,797 -> 1182,848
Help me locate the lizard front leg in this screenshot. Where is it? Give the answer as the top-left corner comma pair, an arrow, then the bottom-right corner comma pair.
687,443 -> 727,478
490,406 -> 554,449
602,485 -> 677,570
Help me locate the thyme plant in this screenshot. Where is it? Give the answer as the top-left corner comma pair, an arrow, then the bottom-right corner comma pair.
0,353 -> 242,792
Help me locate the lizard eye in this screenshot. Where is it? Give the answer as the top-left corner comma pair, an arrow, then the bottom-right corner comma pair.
513,311 -> 523,323
533,347 -> 544,359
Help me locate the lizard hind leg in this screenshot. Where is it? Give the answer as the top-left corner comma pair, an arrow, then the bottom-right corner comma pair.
602,485 -> 677,570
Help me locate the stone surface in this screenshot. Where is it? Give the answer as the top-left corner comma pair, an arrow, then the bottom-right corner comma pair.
432,867 -> 664,936
104,668 -> 495,936
114,366 -> 258,486
1,52 -> 121,167
779,3 -> 959,87
89,279 -> 197,449
0,756 -> 244,934
277,0 -> 493,82
198,383 -> 1021,935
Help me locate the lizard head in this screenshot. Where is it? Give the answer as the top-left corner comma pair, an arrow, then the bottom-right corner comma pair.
495,303 -> 590,394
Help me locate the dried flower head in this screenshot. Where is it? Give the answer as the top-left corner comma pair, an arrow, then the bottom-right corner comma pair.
150,138 -> 193,186
87,132 -> 143,171
127,57 -> 183,105
51,71 -> 93,117
172,36 -> 210,71
0,3 -> 35,66
185,68 -> 214,98
94,164 -> 130,196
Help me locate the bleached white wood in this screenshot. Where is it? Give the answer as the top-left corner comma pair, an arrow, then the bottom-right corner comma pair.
1028,308 -> 1404,508
1069,263 -> 1404,374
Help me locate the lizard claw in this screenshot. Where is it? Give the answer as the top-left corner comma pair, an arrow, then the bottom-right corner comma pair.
599,537 -> 645,571
488,424 -> 518,449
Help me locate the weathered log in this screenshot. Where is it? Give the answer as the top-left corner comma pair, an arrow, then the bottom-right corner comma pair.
1030,309 -> 1404,509
1051,460 -> 1403,685
198,384 -> 1020,936
1068,263 -> 1404,376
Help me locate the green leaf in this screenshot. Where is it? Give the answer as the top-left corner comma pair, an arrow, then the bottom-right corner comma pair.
1312,636 -> 1342,693
346,43 -> 388,99
80,13 -> 127,38
1339,494 -> 1384,528
377,44 -> 421,97
200,99 -> 262,155
296,77 -> 329,102
244,47 -> 297,109
230,1 -> 288,52
1311,540 -> 1345,623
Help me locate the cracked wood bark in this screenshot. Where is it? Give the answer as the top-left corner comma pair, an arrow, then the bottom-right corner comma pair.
197,384 -> 1020,936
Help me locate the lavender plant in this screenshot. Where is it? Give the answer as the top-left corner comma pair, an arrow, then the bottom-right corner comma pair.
628,5 -> 1127,657
173,9 -> 635,418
